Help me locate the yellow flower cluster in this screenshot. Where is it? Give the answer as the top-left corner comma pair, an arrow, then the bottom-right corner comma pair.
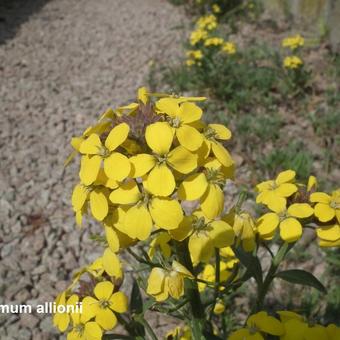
53,249 -> 127,339
282,34 -> 304,50
187,14 -> 236,65
256,170 -> 340,246
66,87 -> 235,306
229,310 -> 340,340
283,55 -> 303,69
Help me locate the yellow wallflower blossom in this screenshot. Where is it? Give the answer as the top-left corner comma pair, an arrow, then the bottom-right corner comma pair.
212,4 -> 221,14
213,299 -> 225,314
229,311 -> 284,339
155,97 -> 204,151
197,15 -> 217,31
310,190 -> 340,223
186,59 -> 196,67
109,181 -> 184,240
233,212 -> 257,252
282,34 -> 304,50
79,123 -> 131,185
221,42 -> 236,55
257,200 -> 314,242
186,50 -> 203,60
170,212 -> 235,264
148,232 -> 172,259
67,313 -> 103,340
166,325 -> 192,340
53,292 -> 79,332
82,281 -> 127,331
146,261 -> 193,301
283,56 -> 303,69
256,170 -> 297,206
190,29 -> 208,45
204,37 -> 224,47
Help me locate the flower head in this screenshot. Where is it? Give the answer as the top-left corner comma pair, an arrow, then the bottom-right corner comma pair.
284,56 -> 303,69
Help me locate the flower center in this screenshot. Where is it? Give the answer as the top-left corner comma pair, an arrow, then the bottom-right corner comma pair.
98,146 -> 110,158
99,299 -> 110,309
330,200 -> 340,209
75,324 -> 84,335
204,127 -> 218,141
205,168 -> 225,186
168,116 -> 182,128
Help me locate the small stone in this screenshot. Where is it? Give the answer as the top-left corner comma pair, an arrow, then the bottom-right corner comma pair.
20,314 -> 40,329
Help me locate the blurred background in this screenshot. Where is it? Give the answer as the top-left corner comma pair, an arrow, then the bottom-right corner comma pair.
0,0 -> 339,339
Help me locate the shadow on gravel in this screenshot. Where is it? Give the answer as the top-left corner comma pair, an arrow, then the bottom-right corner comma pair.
0,0 -> 52,45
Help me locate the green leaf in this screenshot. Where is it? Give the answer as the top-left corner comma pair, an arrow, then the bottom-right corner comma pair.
130,279 -> 143,314
233,247 -> 263,285
275,269 -> 327,294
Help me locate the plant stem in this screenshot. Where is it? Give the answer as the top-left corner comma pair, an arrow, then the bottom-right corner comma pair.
209,248 -> 221,320
175,240 -> 205,340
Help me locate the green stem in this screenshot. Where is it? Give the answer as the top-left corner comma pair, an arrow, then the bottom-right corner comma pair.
256,242 -> 293,311
137,316 -> 158,340
209,248 -> 221,320
175,240 -> 204,340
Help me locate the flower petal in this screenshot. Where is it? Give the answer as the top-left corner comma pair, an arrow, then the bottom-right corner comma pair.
177,102 -> 203,123
257,213 -> 280,237
95,308 -> 117,330
287,203 -> 314,218
279,218 -> 302,243
79,155 -> 101,185
104,152 -> 131,181
155,98 -> 180,117
84,322 -> 103,340
167,146 -> 198,174
72,184 -> 88,211
310,192 -> 331,203
211,141 -> 233,167
102,248 -> 122,278
109,292 -> 128,313
129,154 -> 156,177
90,189 -> 108,221
146,164 -> 175,197
200,184 -> 224,219
109,180 -> 141,204
210,220 -> 235,248
105,226 -> 120,253
79,134 -> 102,154
178,173 -> 208,201
176,125 -> 203,151
208,123 -> 232,140
316,224 -> 340,242
149,197 -> 183,230
248,312 -> 284,336
314,203 -> 335,222
94,281 -> 114,301
169,216 -> 194,241
124,204 -> 153,240
105,123 -> 130,151
275,170 -> 295,185
275,183 -> 297,197
147,267 -> 166,295
145,122 -> 173,155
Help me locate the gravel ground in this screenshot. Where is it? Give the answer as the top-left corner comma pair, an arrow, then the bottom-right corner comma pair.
0,0 -> 186,338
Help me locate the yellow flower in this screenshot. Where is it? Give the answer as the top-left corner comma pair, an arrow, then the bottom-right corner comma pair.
310,190 -> 340,223
109,181 -> 184,240
221,42 -> 236,54
213,299 -> 225,314
148,232 -> 172,259
229,311 -> 284,339
82,281 -> 128,331
256,170 -> 298,206
198,260 -> 237,292
67,313 -> 103,340
53,292 -> 79,332
257,200 -> 314,242
146,261 -> 193,301
204,37 -> 224,47
170,212 -> 235,264
79,123 -> 131,185
316,223 -> 340,247
190,29 -> 208,45
282,34 -> 304,50
233,212 -> 257,252
166,325 -> 192,340
186,50 -> 203,60
186,59 -> 195,67
197,15 -> 217,31
283,56 -> 303,69
212,4 -> 221,14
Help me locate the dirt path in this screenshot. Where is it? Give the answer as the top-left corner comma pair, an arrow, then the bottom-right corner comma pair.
0,0 -> 186,338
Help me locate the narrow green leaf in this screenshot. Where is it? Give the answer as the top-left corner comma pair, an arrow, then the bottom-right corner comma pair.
233,247 -> 263,285
130,279 -> 143,314
275,269 -> 327,294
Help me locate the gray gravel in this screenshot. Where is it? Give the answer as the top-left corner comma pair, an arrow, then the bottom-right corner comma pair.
0,0 -> 186,338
